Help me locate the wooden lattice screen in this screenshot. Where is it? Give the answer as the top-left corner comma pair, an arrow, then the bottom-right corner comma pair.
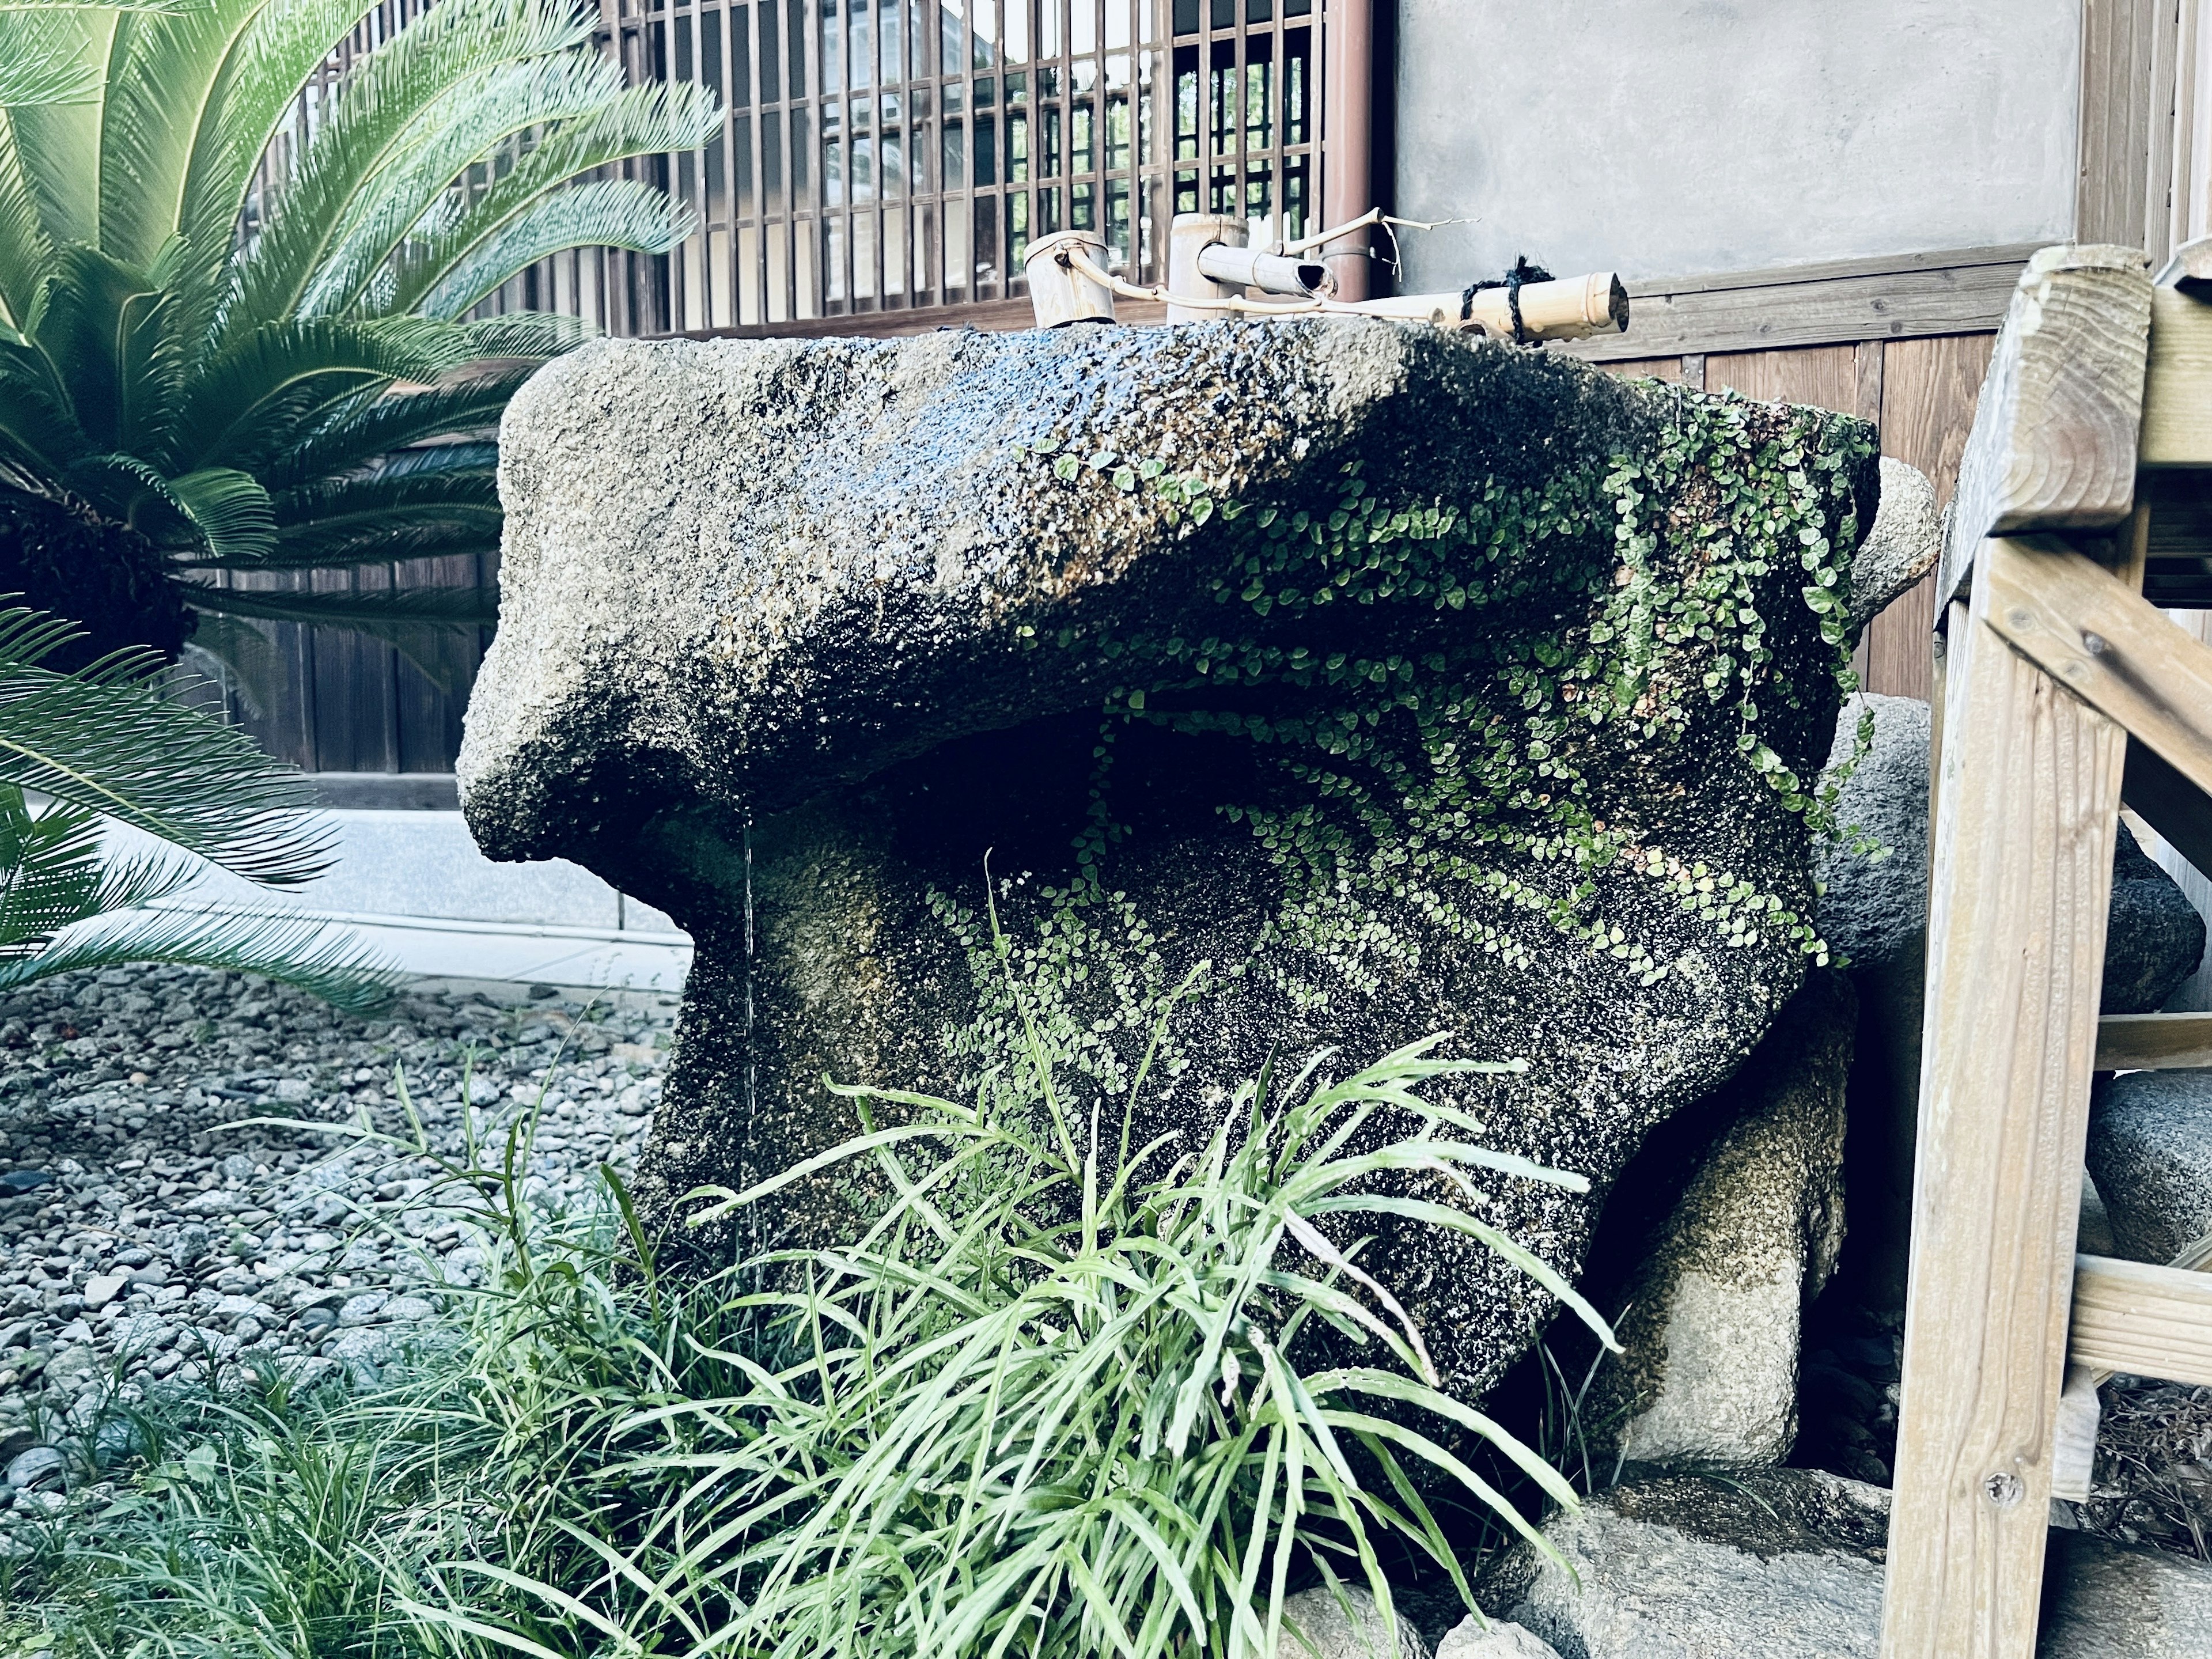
592,0 -> 1334,334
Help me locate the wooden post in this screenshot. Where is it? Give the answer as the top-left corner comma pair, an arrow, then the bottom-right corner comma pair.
1881,543 -> 2130,1659
1880,246 -> 2156,1659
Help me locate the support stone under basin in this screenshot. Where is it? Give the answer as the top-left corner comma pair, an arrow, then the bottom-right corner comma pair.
460,319 -> 1879,1402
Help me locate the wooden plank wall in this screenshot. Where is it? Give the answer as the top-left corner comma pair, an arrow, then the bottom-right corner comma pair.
1599,332 -> 1996,700
213,554 -> 490,775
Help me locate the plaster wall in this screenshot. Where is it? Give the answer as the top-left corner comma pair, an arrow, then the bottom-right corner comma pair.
1392,0 -> 2081,289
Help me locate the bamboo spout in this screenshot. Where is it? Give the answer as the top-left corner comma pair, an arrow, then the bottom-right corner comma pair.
1359,272 -> 1629,342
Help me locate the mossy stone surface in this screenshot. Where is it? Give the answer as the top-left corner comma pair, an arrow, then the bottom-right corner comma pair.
462,319 -> 1877,1400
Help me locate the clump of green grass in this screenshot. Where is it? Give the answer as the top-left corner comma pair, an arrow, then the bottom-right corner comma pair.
3,1017 -> 1612,1659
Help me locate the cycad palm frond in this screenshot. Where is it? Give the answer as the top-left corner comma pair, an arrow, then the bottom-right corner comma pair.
0,603 -> 394,1009
0,601 -> 331,884
0,0 -> 719,665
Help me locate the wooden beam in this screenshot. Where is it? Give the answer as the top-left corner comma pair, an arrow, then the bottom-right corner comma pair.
1878,544 -> 2131,1659
2097,1011 -> 2212,1069
1982,527 -> 2212,806
2077,0 -> 2182,257
2070,1253 -> 2212,1387
1560,245 -> 2038,363
1934,246 -> 2154,609
2140,286 -> 2212,467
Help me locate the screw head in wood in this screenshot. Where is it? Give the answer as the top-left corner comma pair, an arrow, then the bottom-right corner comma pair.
1984,1471 -> 2024,1507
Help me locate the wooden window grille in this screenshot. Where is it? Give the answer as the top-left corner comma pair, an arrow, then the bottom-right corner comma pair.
617,0 -> 1339,335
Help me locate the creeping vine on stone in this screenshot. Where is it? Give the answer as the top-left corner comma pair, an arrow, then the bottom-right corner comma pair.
930,382 -> 1874,1109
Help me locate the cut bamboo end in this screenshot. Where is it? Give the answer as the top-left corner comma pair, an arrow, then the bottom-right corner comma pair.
1024,230 -> 1116,327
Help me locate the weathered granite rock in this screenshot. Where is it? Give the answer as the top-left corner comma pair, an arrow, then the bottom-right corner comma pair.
1435,1615 -> 1559,1658
1815,695 -> 2203,1009
2108,829 -> 2209,1014
1274,1586 -> 1429,1659
1486,1469 -> 2212,1658
1599,971 -> 1853,1469
1845,459 -> 1940,635
2085,1069 -> 2212,1263
2041,1527 -> 2212,1657
464,321 -> 1878,1400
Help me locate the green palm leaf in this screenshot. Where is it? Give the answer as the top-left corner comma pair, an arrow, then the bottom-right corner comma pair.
0,601 -> 334,885
222,0 -> 589,336
0,10 -> 106,109
414,175 -> 695,320
255,373 -> 525,490
0,0 -> 717,658
0,895 -> 397,1010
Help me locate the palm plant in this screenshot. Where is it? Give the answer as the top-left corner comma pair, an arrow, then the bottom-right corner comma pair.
0,0 -> 717,676
0,603 -> 393,1007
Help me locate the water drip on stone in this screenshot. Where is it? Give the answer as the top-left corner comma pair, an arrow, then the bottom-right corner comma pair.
743,817 -> 758,1270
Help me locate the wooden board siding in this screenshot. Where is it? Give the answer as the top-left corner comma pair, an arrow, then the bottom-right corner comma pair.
213,555 -> 489,777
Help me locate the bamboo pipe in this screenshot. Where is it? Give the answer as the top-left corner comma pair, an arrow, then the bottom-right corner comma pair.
1361,272 -> 1630,341
1040,240 -> 1628,344
1167,213 -> 1247,324
1196,242 -> 1334,298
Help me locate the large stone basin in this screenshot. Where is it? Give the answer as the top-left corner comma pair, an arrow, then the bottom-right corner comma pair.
459,319 -> 1880,1401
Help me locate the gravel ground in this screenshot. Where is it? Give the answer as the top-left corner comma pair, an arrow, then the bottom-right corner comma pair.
0,964 -> 674,1514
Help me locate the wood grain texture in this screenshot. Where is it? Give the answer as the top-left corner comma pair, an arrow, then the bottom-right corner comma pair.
2070,1254 -> 2212,1386
2141,286 -> 2212,466
2078,0 -> 2174,251
1706,344 -> 1858,412
1982,527 -> 2212,804
2096,1010 -> 2212,1068
1861,334 -> 1999,699
1559,246 -> 2039,362
1878,546 -> 2131,1659
1855,339 -> 1886,422
1934,246 -> 2154,608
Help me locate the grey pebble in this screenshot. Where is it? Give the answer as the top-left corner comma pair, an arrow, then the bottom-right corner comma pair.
0,966 -> 676,1452
5,1446 -> 60,1490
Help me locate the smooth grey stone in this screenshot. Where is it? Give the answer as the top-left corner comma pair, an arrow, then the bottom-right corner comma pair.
1435,1616 -> 1559,1658
1487,1469 -> 2212,1658
1845,459 -> 1940,634
1272,1586 -> 1429,1659
4,1445 -> 60,1491
1599,972 -> 1853,1469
